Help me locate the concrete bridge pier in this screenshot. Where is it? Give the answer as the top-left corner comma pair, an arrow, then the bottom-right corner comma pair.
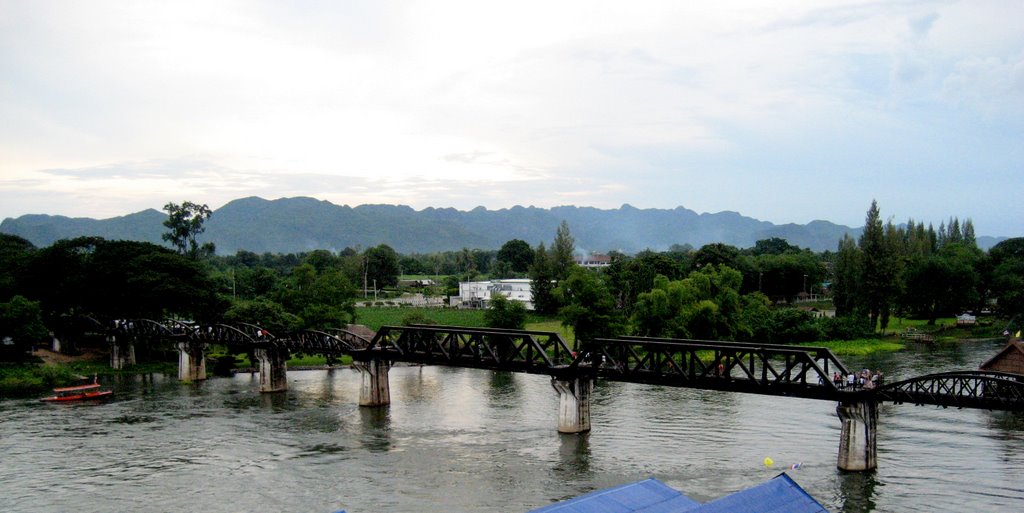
254,347 -> 289,393
837,399 -> 878,471
109,335 -> 136,369
355,358 -> 391,407
552,376 -> 594,434
177,341 -> 207,382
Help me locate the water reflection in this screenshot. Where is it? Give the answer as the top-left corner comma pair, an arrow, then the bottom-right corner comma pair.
554,433 -> 592,477
259,390 -> 290,410
486,371 -> 520,404
395,364 -> 439,403
358,406 -> 392,452
837,471 -> 878,513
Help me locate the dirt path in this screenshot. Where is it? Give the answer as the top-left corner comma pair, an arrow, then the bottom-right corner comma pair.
32,348 -> 106,366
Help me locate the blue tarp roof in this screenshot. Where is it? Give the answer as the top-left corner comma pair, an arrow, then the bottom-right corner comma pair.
694,474 -> 829,513
528,478 -> 700,513
527,473 -> 829,513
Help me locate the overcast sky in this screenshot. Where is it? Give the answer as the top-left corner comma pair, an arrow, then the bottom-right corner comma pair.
1,0 -> 1022,236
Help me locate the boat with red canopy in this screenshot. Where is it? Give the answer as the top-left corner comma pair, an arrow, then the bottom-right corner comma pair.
40,377 -> 112,402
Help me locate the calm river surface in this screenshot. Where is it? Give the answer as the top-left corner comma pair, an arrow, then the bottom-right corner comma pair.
3,338 -> 1024,513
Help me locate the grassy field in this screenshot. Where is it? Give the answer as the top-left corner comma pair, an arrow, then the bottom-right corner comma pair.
800,338 -> 906,356
524,319 -> 575,341
353,306 -> 566,331
354,307 -> 489,330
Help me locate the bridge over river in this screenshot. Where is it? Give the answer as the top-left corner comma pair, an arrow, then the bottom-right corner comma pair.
86,320 -> 1024,472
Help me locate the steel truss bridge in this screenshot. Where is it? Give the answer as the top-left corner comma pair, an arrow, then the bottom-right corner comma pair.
101,320 -> 1024,412
108,318 -> 372,354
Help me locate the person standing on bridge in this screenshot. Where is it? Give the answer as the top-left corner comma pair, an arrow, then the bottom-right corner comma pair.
846,373 -> 856,389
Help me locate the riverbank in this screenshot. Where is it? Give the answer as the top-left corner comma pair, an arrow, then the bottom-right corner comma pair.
0,349 -> 178,398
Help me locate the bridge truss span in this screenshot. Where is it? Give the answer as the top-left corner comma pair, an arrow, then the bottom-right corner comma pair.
586,337 -> 849,400
362,325 -> 577,375
871,371 -> 1024,411
292,329 -> 371,353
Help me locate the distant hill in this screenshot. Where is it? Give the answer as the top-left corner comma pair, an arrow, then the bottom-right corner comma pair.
0,196 -> 1007,254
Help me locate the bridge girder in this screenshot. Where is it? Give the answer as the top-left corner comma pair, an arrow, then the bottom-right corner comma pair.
586,337 -> 844,399
79,319 -> 1024,412
871,371 -> 1024,411
361,325 -> 576,375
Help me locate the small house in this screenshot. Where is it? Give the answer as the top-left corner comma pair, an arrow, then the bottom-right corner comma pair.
956,313 -> 977,326
456,279 -> 535,310
979,339 -> 1024,376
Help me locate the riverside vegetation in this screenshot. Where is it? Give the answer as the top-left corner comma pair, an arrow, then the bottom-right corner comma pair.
1,200 -> 1019,396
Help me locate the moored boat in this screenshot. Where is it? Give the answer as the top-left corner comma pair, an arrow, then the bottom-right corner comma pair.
40,377 -> 112,402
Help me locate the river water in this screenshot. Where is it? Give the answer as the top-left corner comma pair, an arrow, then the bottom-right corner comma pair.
2,338 -> 1023,513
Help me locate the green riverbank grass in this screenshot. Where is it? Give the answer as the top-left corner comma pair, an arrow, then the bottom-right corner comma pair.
524,319 -> 575,342
354,306 -> 563,333
800,338 -> 905,356
355,307 -> 488,330
0,360 -> 177,397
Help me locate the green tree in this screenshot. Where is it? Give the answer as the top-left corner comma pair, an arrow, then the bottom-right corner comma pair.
748,237 -> 800,256
484,294 -> 527,330
223,298 -> 301,335
0,295 -> 49,360
630,265 -> 745,340
162,201 -> 215,259
605,251 -> 684,315
302,249 -> 340,273
529,242 -> 558,315
496,239 -> 534,274
0,234 -> 35,302
750,251 -> 825,302
20,237 -> 222,323
736,292 -> 773,341
858,200 -> 899,332
551,220 -> 577,281
632,275 -> 674,337
679,265 -> 744,340
901,242 -> 982,324
275,264 -> 356,329
556,267 -> 623,349
990,238 -> 1024,318
690,243 -> 741,272
769,308 -> 825,343
490,260 -> 515,279
233,266 -> 279,299
118,247 -> 225,322
364,244 -> 401,289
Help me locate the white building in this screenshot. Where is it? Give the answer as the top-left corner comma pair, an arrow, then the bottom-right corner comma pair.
575,253 -> 612,268
457,279 -> 534,310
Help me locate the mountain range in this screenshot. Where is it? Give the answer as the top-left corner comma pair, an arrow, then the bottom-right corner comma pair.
0,196 -> 1007,254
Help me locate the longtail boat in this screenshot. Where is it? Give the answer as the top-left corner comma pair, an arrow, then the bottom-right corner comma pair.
40,377 -> 112,402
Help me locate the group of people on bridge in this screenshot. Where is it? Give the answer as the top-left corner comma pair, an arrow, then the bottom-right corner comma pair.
833,369 -> 884,390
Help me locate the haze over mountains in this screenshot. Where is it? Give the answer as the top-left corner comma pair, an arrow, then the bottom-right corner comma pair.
0,197 -> 1007,255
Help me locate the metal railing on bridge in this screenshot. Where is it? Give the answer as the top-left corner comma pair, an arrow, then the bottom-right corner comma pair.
870,371 -> 1024,411
95,320 -> 1024,411
360,325 -> 576,375
582,336 -> 850,400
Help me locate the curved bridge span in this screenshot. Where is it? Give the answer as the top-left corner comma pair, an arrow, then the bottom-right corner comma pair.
96,321 -> 1024,472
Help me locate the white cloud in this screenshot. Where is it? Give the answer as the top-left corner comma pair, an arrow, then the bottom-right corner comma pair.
1,0 -> 1022,236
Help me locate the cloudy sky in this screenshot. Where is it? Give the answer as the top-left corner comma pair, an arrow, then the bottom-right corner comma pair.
1,0 -> 1022,236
